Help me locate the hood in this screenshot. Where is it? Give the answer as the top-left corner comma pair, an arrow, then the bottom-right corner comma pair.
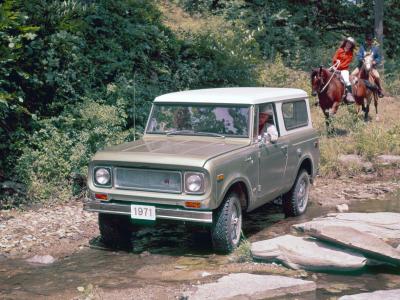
92,137 -> 250,168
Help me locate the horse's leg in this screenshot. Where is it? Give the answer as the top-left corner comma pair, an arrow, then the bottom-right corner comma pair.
324,111 -> 333,136
374,93 -> 380,121
364,95 -> 371,122
331,101 -> 340,115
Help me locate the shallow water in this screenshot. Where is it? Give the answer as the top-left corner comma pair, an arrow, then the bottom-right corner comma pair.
1,190 -> 399,299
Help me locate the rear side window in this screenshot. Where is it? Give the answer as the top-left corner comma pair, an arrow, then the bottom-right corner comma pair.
282,100 -> 308,130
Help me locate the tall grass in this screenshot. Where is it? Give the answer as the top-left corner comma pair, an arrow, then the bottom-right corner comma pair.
261,58 -> 400,177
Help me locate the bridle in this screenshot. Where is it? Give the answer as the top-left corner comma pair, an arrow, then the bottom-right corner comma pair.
313,61 -> 340,94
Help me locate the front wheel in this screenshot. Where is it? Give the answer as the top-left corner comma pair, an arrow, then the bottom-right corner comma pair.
211,192 -> 242,253
283,169 -> 310,217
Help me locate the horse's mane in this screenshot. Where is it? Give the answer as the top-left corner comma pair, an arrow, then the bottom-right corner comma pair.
311,67 -> 333,80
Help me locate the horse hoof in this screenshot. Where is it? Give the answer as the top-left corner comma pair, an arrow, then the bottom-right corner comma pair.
375,115 -> 380,122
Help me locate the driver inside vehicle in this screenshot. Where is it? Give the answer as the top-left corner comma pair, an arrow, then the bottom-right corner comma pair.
258,105 -> 279,143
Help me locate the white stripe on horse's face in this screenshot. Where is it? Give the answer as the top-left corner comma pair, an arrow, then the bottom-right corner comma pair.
363,52 -> 374,71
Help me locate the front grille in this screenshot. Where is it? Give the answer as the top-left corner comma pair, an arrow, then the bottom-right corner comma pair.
114,168 -> 182,193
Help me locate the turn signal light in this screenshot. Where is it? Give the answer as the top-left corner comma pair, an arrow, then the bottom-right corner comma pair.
95,193 -> 108,201
185,201 -> 201,208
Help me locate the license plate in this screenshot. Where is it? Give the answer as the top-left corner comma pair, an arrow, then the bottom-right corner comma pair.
130,204 -> 156,220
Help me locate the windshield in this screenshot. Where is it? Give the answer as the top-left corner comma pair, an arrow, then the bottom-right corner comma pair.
146,104 -> 250,137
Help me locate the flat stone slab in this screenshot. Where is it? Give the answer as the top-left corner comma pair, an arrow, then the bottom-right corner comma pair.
338,155 -> 363,166
26,255 -> 56,265
188,273 -> 316,300
305,225 -> 400,266
376,155 -> 400,165
339,289 -> 400,300
251,235 -> 366,272
293,213 -> 400,242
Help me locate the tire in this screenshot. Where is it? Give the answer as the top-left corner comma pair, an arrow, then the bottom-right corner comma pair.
98,213 -> 133,249
283,169 -> 310,217
211,192 -> 242,253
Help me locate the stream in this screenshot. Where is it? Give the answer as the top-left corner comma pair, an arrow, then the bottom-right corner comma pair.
1,190 -> 399,299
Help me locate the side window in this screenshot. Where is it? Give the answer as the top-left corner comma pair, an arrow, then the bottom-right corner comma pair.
282,100 -> 308,130
257,103 -> 278,136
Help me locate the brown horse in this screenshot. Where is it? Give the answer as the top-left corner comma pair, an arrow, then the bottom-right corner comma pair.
352,52 -> 379,122
311,67 -> 344,132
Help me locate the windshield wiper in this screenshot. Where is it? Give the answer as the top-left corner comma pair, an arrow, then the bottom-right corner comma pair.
165,130 -> 194,136
195,131 -> 226,138
166,130 -> 225,138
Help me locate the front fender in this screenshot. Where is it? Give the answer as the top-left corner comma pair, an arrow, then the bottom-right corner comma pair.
217,175 -> 253,209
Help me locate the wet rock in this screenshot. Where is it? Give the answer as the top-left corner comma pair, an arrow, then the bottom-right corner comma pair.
339,289 -> 400,300
26,255 -> 56,264
362,162 -> 374,173
376,155 -> 400,166
326,283 -> 350,294
251,235 -> 366,272
305,225 -> 400,266
0,180 -> 26,194
139,251 -> 150,257
188,273 -> 316,300
294,213 -> 400,242
338,155 -> 363,167
201,271 -> 211,277
336,204 -> 349,212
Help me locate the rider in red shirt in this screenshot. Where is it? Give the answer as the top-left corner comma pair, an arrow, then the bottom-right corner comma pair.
332,37 -> 356,103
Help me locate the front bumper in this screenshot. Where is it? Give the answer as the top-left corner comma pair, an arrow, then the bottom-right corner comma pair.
83,199 -> 213,224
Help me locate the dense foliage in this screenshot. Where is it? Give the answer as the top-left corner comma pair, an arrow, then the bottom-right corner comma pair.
1,0 -> 399,206
0,0 -> 257,205
180,0 -> 399,69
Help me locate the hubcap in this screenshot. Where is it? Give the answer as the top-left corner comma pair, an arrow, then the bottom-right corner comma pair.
230,204 -> 241,244
297,177 -> 308,212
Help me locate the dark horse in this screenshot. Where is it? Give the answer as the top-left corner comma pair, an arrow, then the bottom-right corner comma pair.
352,52 -> 380,122
311,67 -> 345,132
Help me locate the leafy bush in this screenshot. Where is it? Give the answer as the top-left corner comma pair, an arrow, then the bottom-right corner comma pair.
0,0 -> 259,204
16,100 -> 129,202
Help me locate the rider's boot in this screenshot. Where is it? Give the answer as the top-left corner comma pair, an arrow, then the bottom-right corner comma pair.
375,78 -> 384,98
345,85 -> 355,104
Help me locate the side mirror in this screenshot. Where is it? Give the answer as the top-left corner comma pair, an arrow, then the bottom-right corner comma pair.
257,135 -> 266,147
269,134 -> 278,144
258,133 -> 278,146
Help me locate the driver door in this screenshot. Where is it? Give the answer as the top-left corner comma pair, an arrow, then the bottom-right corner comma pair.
257,103 -> 288,201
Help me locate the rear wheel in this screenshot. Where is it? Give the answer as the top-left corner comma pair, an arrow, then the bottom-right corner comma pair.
283,169 -> 310,217
211,192 -> 242,253
98,213 -> 133,249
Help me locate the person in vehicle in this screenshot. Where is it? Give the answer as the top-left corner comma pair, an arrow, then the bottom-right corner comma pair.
258,106 -> 278,142
351,33 -> 384,98
332,36 -> 356,103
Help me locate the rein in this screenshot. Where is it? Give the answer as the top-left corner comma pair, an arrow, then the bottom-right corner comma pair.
319,60 -> 340,93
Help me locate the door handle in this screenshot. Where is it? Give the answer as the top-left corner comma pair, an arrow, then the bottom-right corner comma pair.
245,157 -> 253,163
280,145 -> 288,156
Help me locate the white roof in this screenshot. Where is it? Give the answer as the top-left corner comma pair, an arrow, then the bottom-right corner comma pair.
154,87 -> 307,105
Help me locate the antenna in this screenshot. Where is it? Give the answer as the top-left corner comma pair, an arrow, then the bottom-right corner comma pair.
133,72 -> 136,141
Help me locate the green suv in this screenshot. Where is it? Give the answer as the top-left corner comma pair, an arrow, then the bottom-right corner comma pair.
84,87 -> 320,253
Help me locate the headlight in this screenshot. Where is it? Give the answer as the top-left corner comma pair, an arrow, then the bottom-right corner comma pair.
94,167 -> 111,186
185,172 -> 205,194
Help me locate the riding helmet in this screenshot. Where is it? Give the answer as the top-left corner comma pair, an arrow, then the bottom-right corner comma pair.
346,37 -> 355,45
